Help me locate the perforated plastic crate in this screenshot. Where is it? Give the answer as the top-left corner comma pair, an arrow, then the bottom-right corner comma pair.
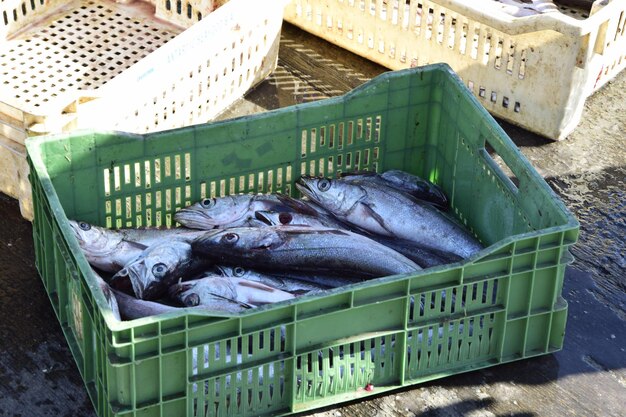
27,64 -> 579,417
284,0 -> 626,140
1,0 -> 284,219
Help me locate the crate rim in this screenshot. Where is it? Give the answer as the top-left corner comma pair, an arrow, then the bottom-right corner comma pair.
26,63 -> 579,330
356,0 -> 617,37
2,0 -> 285,118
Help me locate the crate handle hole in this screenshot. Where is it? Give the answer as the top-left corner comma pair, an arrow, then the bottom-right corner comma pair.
480,146 -> 520,194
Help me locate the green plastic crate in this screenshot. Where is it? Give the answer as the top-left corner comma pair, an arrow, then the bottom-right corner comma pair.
26,64 -> 579,417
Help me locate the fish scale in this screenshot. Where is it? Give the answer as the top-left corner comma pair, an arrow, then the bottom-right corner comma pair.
191,226 -> 421,278
296,176 -> 483,258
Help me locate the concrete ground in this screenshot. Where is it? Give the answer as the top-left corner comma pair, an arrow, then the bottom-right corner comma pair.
0,23 -> 624,417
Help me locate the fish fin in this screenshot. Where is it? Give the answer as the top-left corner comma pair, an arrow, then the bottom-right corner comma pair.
121,239 -> 149,251
339,170 -> 377,178
279,228 -> 350,238
237,280 -> 277,292
356,202 -> 395,235
210,293 -> 254,309
275,193 -> 319,216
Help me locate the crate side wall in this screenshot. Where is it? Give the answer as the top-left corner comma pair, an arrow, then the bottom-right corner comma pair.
284,0 -> 626,140
84,0 -> 284,135
27,65 -> 579,417
1,0 -> 68,39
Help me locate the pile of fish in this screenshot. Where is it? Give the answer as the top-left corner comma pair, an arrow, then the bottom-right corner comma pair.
70,170 -> 484,321
493,0 -> 560,17
388,1 -> 594,19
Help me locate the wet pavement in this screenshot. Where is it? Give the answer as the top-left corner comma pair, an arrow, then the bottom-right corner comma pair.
0,23 -> 624,417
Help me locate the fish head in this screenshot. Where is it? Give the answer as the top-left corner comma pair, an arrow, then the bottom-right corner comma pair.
216,265 -> 250,279
192,227 -> 284,258
296,176 -> 364,215
69,220 -> 118,254
168,281 -> 202,307
216,266 -> 288,292
169,277 -> 238,307
112,241 -> 191,300
174,195 -> 252,229
254,210 -> 295,226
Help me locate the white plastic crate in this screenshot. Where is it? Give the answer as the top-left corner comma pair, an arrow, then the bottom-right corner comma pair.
0,0 -> 285,219
284,0 -> 626,140
0,133 -> 30,218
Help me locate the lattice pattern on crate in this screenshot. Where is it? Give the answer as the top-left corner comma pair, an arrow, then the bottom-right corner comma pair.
555,4 -> 590,20
199,164 -> 295,199
405,311 -> 499,380
594,9 -> 626,89
409,278 -> 501,325
0,0 -> 178,111
1,0 -> 51,36
158,0 -> 214,28
298,115 -> 382,177
291,0 -> 531,117
103,152 -> 192,228
190,326 -> 289,416
452,135 -> 534,239
294,333 -> 399,402
294,1 -> 528,76
112,11 -> 275,133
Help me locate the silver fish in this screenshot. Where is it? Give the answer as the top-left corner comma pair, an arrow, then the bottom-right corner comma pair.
494,0 -> 558,17
174,194 -> 317,230
69,220 -> 147,272
113,289 -> 179,320
216,265 -> 327,293
111,241 -> 210,300
69,220 -> 206,272
269,271 -> 365,289
370,235 -> 462,268
255,209 -> 460,268
254,210 -> 349,230
93,270 -> 121,321
113,289 -> 252,320
191,226 -> 421,278
169,275 -> 294,308
296,176 -> 483,258
341,170 -> 449,210
114,226 -> 206,246
380,170 -> 449,210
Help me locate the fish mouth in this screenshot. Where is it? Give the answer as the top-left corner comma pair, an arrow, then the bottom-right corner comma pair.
190,231 -> 238,258
168,283 -> 199,306
295,177 -> 316,200
142,281 -> 166,301
168,282 -> 193,298
67,220 -> 89,246
174,208 -> 217,230
111,264 -> 150,300
67,220 -> 81,237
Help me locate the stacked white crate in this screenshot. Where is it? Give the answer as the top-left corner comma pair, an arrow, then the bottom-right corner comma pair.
0,0 -> 286,219
284,0 -> 626,140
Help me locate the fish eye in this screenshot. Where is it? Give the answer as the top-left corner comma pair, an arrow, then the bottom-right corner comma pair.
184,293 -> 200,307
222,232 -> 239,244
233,267 -> 246,277
278,213 -> 293,224
78,222 -> 91,231
152,263 -> 167,278
317,179 -> 332,192
200,198 -> 216,208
